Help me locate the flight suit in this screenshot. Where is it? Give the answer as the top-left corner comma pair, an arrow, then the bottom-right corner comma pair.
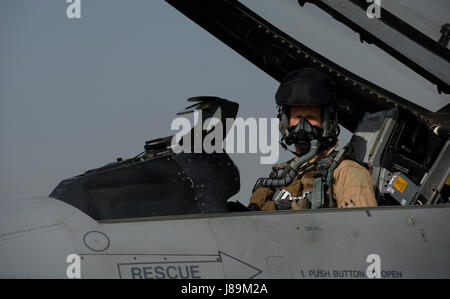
249,147 -> 377,210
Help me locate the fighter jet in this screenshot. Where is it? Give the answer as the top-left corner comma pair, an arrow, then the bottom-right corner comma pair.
1,0 -> 449,279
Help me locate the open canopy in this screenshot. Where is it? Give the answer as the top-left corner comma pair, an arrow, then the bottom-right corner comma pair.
165,0 -> 449,131
301,0 -> 450,94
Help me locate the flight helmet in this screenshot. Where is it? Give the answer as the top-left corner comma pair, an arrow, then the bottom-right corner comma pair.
275,67 -> 340,150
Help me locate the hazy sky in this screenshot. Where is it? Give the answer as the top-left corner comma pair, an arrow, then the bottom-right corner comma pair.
1,0 -> 448,205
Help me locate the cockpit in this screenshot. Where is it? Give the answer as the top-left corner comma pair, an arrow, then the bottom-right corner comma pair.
49,95 -> 449,220
49,0 -> 449,220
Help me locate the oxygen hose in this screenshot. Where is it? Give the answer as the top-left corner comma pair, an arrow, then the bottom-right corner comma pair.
255,139 -> 319,189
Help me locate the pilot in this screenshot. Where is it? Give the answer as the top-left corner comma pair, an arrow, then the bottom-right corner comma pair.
249,67 -> 377,210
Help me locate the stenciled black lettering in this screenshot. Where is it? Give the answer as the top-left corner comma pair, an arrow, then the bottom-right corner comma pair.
131,267 -> 142,279
154,266 -> 165,279
309,269 -> 330,278
190,265 -> 201,279
143,267 -> 153,279
166,265 -> 178,279
178,266 -> 190,279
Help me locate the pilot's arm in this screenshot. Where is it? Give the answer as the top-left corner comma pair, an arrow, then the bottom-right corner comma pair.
248,184 -> 310,211
248,187 -> 276,211
249,159 -> 377,210
332,160 -> 377,208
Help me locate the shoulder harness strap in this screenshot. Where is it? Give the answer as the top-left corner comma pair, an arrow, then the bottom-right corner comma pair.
310,143 -> 354,209
310,151 -> 338,209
